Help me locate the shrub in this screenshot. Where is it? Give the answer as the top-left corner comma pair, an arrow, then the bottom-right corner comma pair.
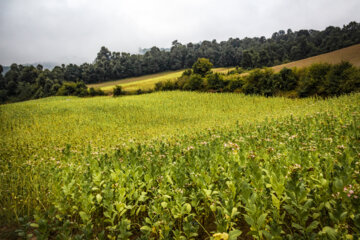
341,67 -> 360,94
154,81 -> 163,91
243,68 -> 275,96
224,77 -> 244,92
183,74 -> 204,91
324,61 -> 356,96
206,73 -> 226,91
182,69 -> 192,76
192,58 -> 213,77
89,87 -> 105,96
113,85 -> 123,96
297,63 -> 331,97
278,67 -> 298,91
57,81 -> 88,97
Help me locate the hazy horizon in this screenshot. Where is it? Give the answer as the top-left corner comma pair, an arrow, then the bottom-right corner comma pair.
1,0 -> 359,66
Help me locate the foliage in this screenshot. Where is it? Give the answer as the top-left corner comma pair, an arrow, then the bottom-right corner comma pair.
113,85 -> 124,96
206,73 -> 227,91
1,92 -> 359,239
89,87 -> 105,96
56,81 -> 88,97
160,59 -> 360,98
192,58 -> 213,77
183,74 -> 204,91
82,21 -> 358,84
278,67 -> 298,91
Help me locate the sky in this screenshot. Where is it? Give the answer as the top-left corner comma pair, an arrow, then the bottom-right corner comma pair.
0,0 -> 359,66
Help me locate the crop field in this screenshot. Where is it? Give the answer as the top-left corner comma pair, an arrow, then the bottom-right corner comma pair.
1,92 -> 360,239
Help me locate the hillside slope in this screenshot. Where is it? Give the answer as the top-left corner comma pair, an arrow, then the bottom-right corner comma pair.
88,44 -> 360,93
88,68 -> 234,93
272,43 -> 360,71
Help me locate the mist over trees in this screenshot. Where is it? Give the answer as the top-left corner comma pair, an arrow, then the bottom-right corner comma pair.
0,21 -> 359,103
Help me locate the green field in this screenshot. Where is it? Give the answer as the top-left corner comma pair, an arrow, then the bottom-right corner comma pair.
1,92 -> 360,239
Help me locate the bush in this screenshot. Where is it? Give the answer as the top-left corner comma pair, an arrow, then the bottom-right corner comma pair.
113,85 -> 124,96
341,67 -> 360,94
155,80 -> 177,91
243,68 -> 275,96
183,74 -> 204,91
154,82 -> 163,91
278,67 -> 298,91
324,61 -> 356,95
206,73 -> 226,91
57,81 -> 88,97
297,63 -> 331,97
182,69 -> 192,77
224,77 -> 244,92
192,58 -> 213,77
89,87 -> 105,96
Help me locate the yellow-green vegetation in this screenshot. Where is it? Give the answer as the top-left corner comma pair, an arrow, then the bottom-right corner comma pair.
88,70 -> 184,93
272,43 -> 360,72
87,68 -> 234,93
1,92 -> 360,239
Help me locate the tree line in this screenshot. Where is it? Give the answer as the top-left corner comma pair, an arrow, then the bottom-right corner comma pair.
0,21 -> 359,103
87,21 -> 360,83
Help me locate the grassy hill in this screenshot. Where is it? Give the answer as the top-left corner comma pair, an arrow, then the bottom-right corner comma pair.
88,44 -> 360,93
271,43 -> 360,71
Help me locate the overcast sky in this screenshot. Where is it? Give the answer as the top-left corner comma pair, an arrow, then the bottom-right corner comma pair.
0,0 -> 359,65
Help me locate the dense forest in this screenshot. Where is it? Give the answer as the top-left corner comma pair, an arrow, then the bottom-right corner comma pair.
0,21 -> 359,103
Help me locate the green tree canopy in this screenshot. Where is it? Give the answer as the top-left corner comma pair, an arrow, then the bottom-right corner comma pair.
192,58 -> 213,77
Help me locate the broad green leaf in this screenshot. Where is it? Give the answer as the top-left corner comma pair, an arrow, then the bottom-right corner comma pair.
96,194 -> 102,203
322,226 -> 337,240
231,207 -> 238,218
291,223 -> 303,230
272,194 -> 280,210
183,203 -> 191,214
30,223 -> 39,228
213,232 -> 229,240
79,211 -> 89,222
306,221 -> 319,232
257,213 -> 267,226
140,226 -> 152,232
229,230 -> 242,240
